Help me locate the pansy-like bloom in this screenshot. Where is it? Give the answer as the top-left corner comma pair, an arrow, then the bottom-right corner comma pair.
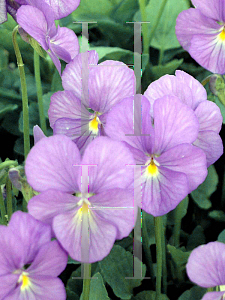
16,0 -> 79,73
186,241 -> 225,300
48,50 -> 136,154
0,0 -> 20,23
26,135 -> 137,263
144,70 -> 223,167
105,94 -> 208,216
176,0 -> 225,74
0,211 -> 68,299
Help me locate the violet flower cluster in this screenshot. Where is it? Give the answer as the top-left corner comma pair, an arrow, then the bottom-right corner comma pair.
176,0 -> 225,74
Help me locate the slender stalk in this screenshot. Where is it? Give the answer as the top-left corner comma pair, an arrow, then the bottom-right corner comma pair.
6,177 -> 13,221
138,0 -> 149,54
161,218 -> 167,294
148,0 -> 169,46
0,160 -> 18,171
12,26 -> 30,159
83,263 -> 91,300
0,187 -> 7,225
34,50 -> 47,135
154,216 -> 163,299
142,211 -> 154,280
201,75 -> 211,87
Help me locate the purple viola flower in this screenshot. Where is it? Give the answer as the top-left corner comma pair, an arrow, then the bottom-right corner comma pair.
33,125 -> 46,144
16,0 -> 79,74
48,50 -> 136,154
186,241 -> 225,300
25,135 -> 137,263
176,0 -> 225,74
144,70 -> 223,167
0,0 -> 7,24
104,94 -> 208,216
0,0 -> 20,24
0,210 -> 68,299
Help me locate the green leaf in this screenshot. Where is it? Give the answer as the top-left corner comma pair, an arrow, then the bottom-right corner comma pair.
150,59 -> 183,80
134,0 -> 189,50
67,256 -> 81,265
43,92 -> 55,118
186,225 -> 205,251
99,245 -> 146,299
66,288 -> 80,300
208,210 -> 225,222
218,229 -> 225,243
81,273 -> 110,300
167,196 -> 189,226
51,69 -> 63,92
132,291 -> 169,300
191,165 -> 218,210
19,102 -> 39,135
178,286 -> 206,300
0,101 -> 18,119
215,97 -> 225,124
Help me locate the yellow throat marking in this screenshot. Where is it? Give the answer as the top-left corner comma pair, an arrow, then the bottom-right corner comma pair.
89,116 -> 99,133
19,273 -> 31,291
80,202 -> 89,214
146,159 -> 158,177
219,29 -> 225,41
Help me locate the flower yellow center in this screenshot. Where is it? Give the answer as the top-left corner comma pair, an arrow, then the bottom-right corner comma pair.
146,160 -> 158,176
89,116 -> 99,134
219,29 -> 225,41
80,202 -> 89,214
18,273 -> 30,291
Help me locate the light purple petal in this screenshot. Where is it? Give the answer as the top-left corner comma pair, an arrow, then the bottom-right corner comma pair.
48,49 -> 62,75
44,0 -> 80,19
25,135 -> 81,193
62,50 -> 99,101
28,240 -> 67,276
186,242 -> 225,288
80,136 -> 135,194
33,125 -> 46,144
49,41 -> 71,64
0,227 -> 24,274
195,100 -> 222,133
28,190 -> 80,230
8,211 -> 51,264
4,276 -> 66,300
0,0 -> 7,24
0,274 -> 20,299
193,131 -> 223,167
53,208 -> 117,263
53,118 -> 96,156
153,95 -> 199,154
88,60 -> 136,113
48,90 -> 84,128
90,189 -> 137,240
144,70 -> 207,110
192,0 -> 225,22
175,8 -> 222,51
16,5 -> 48,50
157,144 -> 207,192
50,26 -> 79,62
142,167 -> 189,216
202,292 -> 225,300
105,95 -> 154,163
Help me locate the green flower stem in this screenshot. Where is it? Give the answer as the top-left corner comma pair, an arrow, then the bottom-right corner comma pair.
0,187 -> 7,225
154,216 -> 163,299
148,0 -> 169,46
173,199 -> 185,248
0,160 -> 18,171
83,263 -> 91,300
142,211 -> 154,279
6,177 -> 13,221
161,218 -> 167,294
138,0 -> 149,54
34,50 -> 47,135
12,26 -> 30,159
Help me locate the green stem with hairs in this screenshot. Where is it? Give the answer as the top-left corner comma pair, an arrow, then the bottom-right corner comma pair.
12,26 -> 30,159
0,187 -> 7,225
6,177 -> 13,221
83,263 -> 91,300
0,160 -> 18,171
155,216 -> 163,299
34,50 -> 47,135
